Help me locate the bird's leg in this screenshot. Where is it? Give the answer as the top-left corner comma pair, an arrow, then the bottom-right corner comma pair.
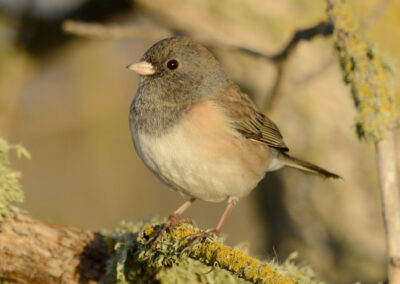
181,198 -> 237,256
149,197 -> 196,250
168,216 -> 198,230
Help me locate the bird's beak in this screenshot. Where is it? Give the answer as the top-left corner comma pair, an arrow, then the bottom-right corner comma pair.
126,61 -> 155,75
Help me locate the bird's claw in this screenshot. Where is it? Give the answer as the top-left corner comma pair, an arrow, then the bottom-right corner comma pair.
180,230 -> 218,258
147,216 -> 197,251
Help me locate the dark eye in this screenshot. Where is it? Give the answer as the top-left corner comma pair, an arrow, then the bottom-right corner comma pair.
166,59 -> 179,70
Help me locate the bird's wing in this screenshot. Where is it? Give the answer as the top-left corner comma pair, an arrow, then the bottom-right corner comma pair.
212,85 -> 289,151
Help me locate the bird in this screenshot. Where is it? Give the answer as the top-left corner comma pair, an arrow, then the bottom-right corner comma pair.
127,36 -> 340,250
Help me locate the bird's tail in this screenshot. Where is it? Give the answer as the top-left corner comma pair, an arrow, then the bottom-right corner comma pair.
279,152 -> 341,179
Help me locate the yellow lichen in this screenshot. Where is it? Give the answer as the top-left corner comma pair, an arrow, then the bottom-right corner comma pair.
327,0 -> 399,140
142,225 -> 155,238
108,219 -> 321,283
139,224 -> 299,283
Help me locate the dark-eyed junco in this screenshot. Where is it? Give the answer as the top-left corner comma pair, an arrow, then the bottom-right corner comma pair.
127,37 -> 340,249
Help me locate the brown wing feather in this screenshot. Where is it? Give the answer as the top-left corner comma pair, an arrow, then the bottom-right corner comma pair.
211,84 -> 289,151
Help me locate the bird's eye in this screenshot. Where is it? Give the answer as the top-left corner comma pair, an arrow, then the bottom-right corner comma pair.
166,59 -> 179,70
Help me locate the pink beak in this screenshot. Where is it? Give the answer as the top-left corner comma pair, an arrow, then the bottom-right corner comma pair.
127,61 -> 155,75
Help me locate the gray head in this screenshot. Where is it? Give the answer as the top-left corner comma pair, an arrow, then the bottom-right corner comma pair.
128,37 -> 228,104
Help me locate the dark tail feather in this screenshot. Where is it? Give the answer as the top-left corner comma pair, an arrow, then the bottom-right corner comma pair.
279,153 -> 341,179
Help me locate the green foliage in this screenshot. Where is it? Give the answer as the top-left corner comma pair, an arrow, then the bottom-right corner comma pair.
106,218 -> 323,284
327,0 -> 399,141
0,137 -> 30,220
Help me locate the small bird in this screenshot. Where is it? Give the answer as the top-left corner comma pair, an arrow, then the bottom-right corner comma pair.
127,37 -> 340,249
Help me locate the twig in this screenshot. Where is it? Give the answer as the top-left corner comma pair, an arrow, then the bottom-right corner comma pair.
62,20 -> 172,40
376,133 -> 400,283
207,21 -> 333,109
270,21 -> 334,62
207,21 -> 334,110
265,21 -> 333,110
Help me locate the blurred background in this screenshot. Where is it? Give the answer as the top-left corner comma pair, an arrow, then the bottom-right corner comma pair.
1,0 -> 400,283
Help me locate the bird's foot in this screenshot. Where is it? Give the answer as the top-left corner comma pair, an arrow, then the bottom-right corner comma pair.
147,215 -> 196,250
180,229 -> 219,258
169,217 -> 197,231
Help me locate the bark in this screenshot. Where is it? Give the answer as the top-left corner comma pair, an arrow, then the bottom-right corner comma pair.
376,133 -> 400,284
0,214 -> 109,284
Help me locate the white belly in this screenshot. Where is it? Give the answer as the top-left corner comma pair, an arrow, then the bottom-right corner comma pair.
131,101 -> 282,202
134,134 -> 246,201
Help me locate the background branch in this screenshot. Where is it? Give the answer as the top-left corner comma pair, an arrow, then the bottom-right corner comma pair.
62,20 -> 172,40
62,19 -> 334,111
327,1 -> 400,283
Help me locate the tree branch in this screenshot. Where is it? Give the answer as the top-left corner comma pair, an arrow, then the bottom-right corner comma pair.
0,214 -> 109,283
62,19 -> 333,111
0,214 -> 310,283
327,1 -> 400,283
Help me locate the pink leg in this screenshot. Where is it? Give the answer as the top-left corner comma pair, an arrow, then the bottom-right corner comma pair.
149,197 -> 196,249
181,199 -> 237,255
214,199 -> 236,234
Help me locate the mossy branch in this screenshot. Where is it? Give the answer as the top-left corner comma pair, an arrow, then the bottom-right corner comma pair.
327,0 -> 399,140
327,1 -> 400,283
106,220 -> 320,284
0,215 -> 320,284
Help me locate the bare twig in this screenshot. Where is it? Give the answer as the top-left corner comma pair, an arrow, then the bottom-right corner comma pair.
270,21 -> 333,62
62,20 -> 172,40
376,133 -> 400,284
221,21 -> 333,110
194,21 -> 333,110
264,21 -> 333,110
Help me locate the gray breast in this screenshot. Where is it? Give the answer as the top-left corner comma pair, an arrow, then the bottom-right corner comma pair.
129,81 -> 192,137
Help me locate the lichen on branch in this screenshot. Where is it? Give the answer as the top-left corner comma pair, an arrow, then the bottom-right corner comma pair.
106,219 -> 321,284
0,138 -> 30,221
327,0 -> 399,140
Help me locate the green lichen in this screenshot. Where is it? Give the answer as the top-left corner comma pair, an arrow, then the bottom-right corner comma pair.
0,137 -> 30,221
327,0 -> 399,140
106,218 -> 322,283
